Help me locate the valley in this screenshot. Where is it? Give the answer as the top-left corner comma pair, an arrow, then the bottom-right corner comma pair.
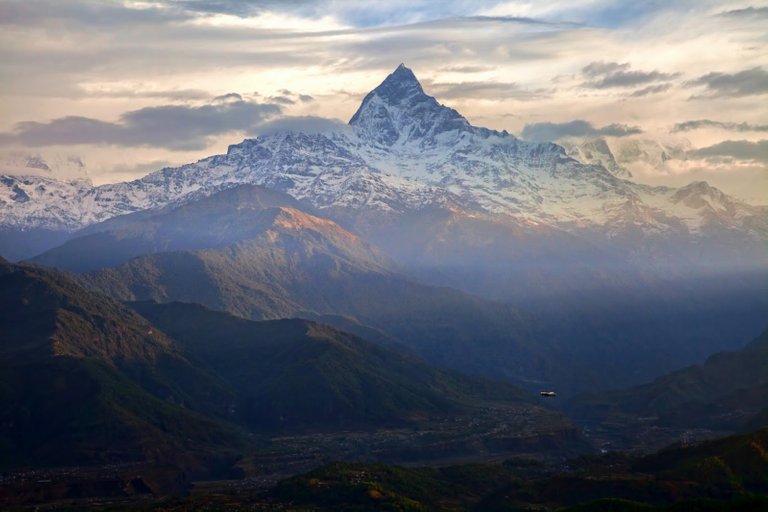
5,428 -> 768,511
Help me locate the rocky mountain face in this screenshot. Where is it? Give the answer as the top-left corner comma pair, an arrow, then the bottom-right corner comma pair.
28,184 -> 565,386
1,65 -> 766,266
23,180 -> 761,396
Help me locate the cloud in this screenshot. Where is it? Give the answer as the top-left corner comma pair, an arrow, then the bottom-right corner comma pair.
267,95 -> 296,105
110,159 -> 173,176
0,99 -> 282,150
687,66 -> 768,98
672,120 -> 768,133
0,6 -> 598,101
581,61 -> 679,89
165,0 -> 283,18
428,81 -> 544,100
263,88 -> 317,105
76,87 -> 213,101
160,0 -> 538,27
717,6 -> 768,19
593,71 -> 678,88
689,140 -> 768,164
439,65 -> 495,73
520,120 -> 642,142
629,83 -> 673,97
536,1 -> 702,28
0,0 -> 192,27
582,61 -> 629,78
254,115 -> 348,135
212,92 -> 243,102
146,0 -> 699,30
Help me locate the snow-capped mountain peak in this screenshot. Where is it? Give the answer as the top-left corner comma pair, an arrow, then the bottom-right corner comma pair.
349,64 -> 471,148
351,63 -> 426,108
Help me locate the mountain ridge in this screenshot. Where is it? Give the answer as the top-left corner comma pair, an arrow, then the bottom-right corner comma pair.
30,181 -> 768,395
1,65 -> 765,266
30,184 -> 389,273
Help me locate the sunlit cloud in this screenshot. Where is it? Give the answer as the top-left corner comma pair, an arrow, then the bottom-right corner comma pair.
673,119 -> 768,133
687,66 -> 768,98
520,120 -> 642,141
0,99 -> 282,150
690,139 -> 768,164
580,61 -> 680,89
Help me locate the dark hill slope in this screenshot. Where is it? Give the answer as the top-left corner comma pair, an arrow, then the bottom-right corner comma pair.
0,258 -> 241,469
85,245 -> 551,385
130,300 -> 539,431
571,327 -> 768,431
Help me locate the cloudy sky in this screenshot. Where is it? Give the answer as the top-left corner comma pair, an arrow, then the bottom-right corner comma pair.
0,0 -> 766,202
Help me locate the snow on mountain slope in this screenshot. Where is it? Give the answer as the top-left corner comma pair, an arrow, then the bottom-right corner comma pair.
0,65 -> 766,254
0,175 -> 94,230
0,152 -> 88,180
558,137 -> 693,181
560,138 -> 632,178
612,138 -> 691,170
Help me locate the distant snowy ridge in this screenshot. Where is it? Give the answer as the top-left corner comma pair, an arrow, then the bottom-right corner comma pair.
1,65 -> 766,250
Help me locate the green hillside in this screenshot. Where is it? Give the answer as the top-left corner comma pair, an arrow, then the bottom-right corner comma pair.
0,257 -> 243,470
131,300 -> 536,431
572,327 -> 768,431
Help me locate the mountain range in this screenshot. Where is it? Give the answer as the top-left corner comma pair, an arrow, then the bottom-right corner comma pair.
1,64 -> 766,268
33,185 -> 556,387
1,65 -> 763,397
20,182 -> 764,397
